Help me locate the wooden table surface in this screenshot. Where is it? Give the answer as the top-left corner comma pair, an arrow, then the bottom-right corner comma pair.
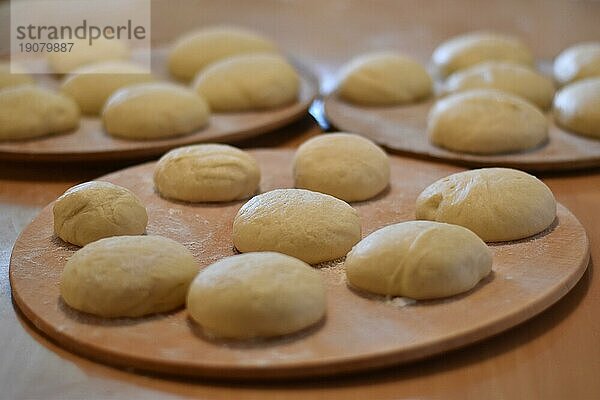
1,1 -> 599,398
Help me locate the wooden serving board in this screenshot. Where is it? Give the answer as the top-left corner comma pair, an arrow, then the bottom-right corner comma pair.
9,149 -> 590,379
0,49 -> 318,162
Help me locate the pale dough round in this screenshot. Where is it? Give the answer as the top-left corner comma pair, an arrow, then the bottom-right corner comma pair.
47,38 -> 130,74
192,53 -> 299,112
553,42 -> 600,86
345,221 -> 492,299
102,82 -> 210,140
53,181 -> 148,246
168,26 -> 278,81
153,144 -> 260,202
60,61 -> 155,115
61,235 -> 198,318
428,89 -> 548,154
293,133 -> 390,201
443,62 -> 556,109
0,85 -> 79,141
336,51 -> 432,105
0,62 -> 34,89
432,32 -> 534,77
553,77 -> 600,139
187,252 -> 326,339
233,189 -> 361,264
416,168 -> 557,242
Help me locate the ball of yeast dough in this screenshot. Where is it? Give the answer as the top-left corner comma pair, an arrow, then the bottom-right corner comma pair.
0,62 -> 34,89
53,181 -> 148,246
443,62 -> 555,110
293,133 -> 390,202
553,42 -> 600,86
431,31 -> 534,77
336,51 -> 432,105
553,77 -> 600,139
153,144 -> 260,202
61,235 -> 198,318
102,82 -> 210,140
47,38 -> 130,74
233,189 -> 361,264
345,221 -> 492,299
187,252 -> 326,339
428,89 -> 548,154
0,85 -> 79,141
192,53 -> 300,112
168,26 -> 278,81
60,61 -> 155,115
416,168 -> 557,242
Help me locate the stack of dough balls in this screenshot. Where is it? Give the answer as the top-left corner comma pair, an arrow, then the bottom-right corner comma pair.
187,252 -> 326,339
53,181 -> 148,246
293,133 -> 390,201
553,77 -> 600,139
416,168 -> 556,242
153,144 -> 260,202
47,38 -> 130,74
233,188 -> 361,264
553,42 -> 600,86
336,51 -> 432,105
0,85 -> 80,141
61,235 -> 198,317
102,82 -> 210,140
345,221 -> 492,299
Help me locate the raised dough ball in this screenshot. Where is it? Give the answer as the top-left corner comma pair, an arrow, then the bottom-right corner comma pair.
553,77 -> 600,139
168,26 -> 278,81
0,62 -> 34,89
47,38 -> 130,74
53,181 -> 148,246
0,85 -> 79,141
428,89 -> 548,154
293,133 -> 390,201
345,221 -> 492,299
432,32 -> 534,77
60,61 -> 155,115
153,144 -> 260,202
233,189 -> 361,264
416,168 -> 556,242
553,42 -> 600,86
102,82 -> 210,140
192,53 -> 299,112
443,62 -> 556,110
61,235 -> 198,317
187,252 -> 326,339
336,52 -> 432,105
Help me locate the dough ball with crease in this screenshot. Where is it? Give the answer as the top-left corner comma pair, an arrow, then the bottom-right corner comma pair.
187,252 -> 326,339
293,133 -> 390,201
428,89 -> 548,154
0,85 -> 79,141
193,53 -> 299,112
60,61 -> 155,115
153,144 -> 260,202
553,42 -> 600,86
336,51 -> 432,105
442,62 -> 555,110
61,235 -> 198,318
0,62 -> 34,89
102,82 -> 210,140
416,168 -> 556,242
233,189 -> 361,264
47,38 -> 130,74
345,221 -> 492,299
553,77 -> 600,139
168,26 -> 278,81
432,31 -> 534,77
53,181 -> 148,246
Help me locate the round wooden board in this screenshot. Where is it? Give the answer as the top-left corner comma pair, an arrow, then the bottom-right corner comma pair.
323,69 -> 600,172
0,48 -> 318,162
9,149 -> 590,379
